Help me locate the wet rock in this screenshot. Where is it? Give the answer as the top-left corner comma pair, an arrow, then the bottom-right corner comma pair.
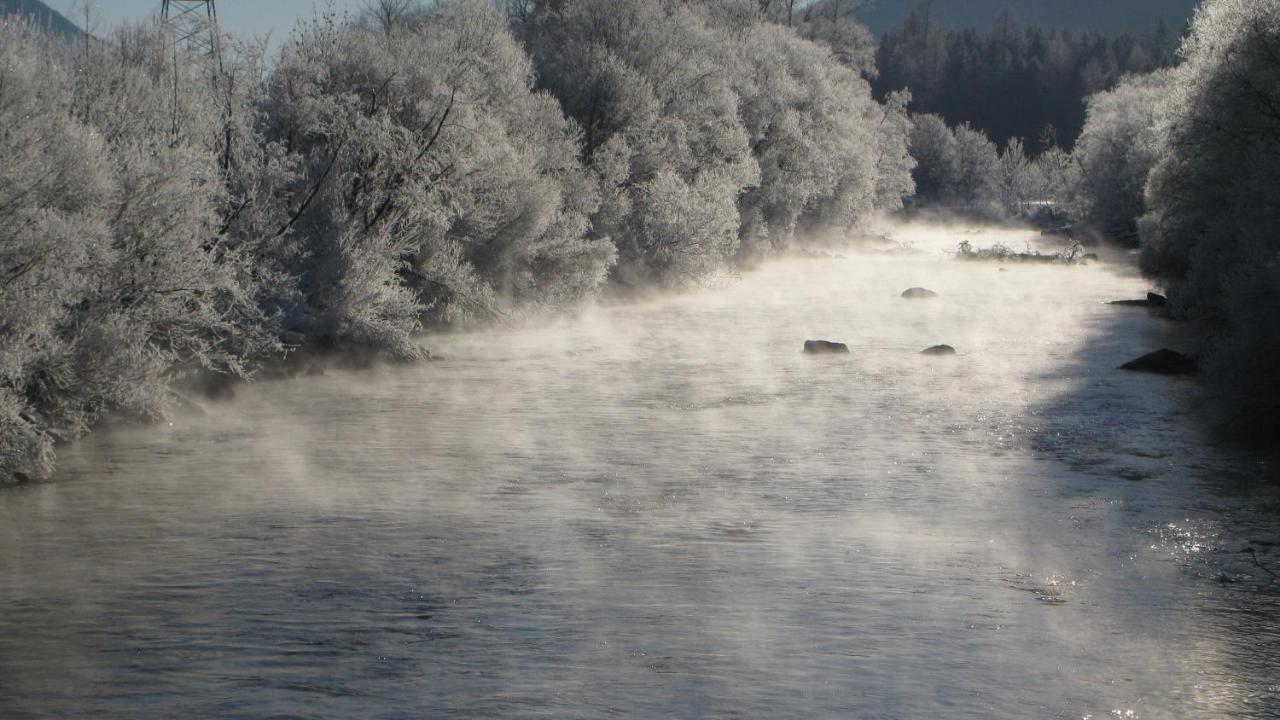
1119,349 -> 1198,375
804,340 -> 849,354
920,344 -> 956,355
901,287 -> 938,299
1082,253 -> 1099,262
1108,292 -> 1168,308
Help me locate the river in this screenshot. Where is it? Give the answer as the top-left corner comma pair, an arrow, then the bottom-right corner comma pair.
2,224 -> 1277,719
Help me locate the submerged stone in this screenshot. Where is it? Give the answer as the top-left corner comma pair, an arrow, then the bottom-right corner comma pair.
1119,348 -> 1197,375
1108,292 -> 1168,308
901,287 -> 938,299
920,344 -> 956,355
804,340 -> 849,354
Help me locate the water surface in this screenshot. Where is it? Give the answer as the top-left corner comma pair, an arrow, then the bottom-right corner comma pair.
2,225 -> 1278,719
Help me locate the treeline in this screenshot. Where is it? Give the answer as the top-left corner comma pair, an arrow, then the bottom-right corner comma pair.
1070,0 -> 1280,440
875,5 -> 1180,149
904,114 -> 1073,218
0,0 -> 915,482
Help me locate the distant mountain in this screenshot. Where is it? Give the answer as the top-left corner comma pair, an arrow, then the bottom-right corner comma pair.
0,0 -> 84,39
853,0 -> 1200,35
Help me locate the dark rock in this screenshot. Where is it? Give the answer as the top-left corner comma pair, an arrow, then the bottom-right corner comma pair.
281,330 -> 307,346
304,364 -> 325,377
920,344 -> 956,355
1108,292 -> 1168,308
1119,349 -> 1198,375
997,267 -> 1010,272
804,340 -> 849,354
901,287 -> 938,299
1082,253 -> 1099,262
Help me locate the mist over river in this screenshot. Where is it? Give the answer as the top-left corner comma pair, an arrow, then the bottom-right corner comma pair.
2,224 -> 1278,719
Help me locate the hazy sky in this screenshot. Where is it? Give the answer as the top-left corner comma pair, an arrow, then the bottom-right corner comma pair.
50,0 -> 362,44
48,0 -> 1199,46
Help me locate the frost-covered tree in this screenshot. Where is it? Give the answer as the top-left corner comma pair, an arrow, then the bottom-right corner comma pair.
521,0 -> 910,267
0,21 -> 278,481
907,113 -> 958,200
1073,69 -> 1173,231
713,10 -> 902,252
872,89 -> 917,214
951,122 -> 1000,201
1,0 -> 922,481
1139,0 -> 1280,436
265,0 -> 613,340
876,6 -> 1181,150
996,137 -> 1035,215
524,0 -> 759,286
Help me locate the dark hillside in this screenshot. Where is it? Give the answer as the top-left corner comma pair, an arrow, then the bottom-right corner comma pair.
0,0 -> 84,39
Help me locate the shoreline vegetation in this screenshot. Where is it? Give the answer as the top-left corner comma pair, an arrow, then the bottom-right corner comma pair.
2,0 -> 1277,484
0,0 -> 917,483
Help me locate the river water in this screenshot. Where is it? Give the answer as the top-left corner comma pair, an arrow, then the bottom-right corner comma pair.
2,224 -> 1278,719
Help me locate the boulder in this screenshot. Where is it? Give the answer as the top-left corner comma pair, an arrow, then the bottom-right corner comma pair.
1108,292 -> 1168,308
920,344 -> 956,355
901,287 -> 938,299
1119,349 -> 1197,375
804,340 -> 849,354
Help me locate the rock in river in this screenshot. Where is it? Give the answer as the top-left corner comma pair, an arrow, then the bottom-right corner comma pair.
1119,349 -> 1197,375
804,340 -> 849,354
1108,292 -> 1168,308
901,287 -> 938,299
920,344 -> 957,355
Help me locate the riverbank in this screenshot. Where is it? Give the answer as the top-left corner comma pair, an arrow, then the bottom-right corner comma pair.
0,222 -> 1179,486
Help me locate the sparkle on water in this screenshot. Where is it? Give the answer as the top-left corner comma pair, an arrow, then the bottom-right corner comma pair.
1,224 -> 1278,719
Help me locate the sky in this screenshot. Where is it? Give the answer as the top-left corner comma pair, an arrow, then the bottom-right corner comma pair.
49,0 -> 1200,48
50,0 -> 362,45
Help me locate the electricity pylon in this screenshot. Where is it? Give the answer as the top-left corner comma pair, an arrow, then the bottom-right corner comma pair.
161,0 -> 221,64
